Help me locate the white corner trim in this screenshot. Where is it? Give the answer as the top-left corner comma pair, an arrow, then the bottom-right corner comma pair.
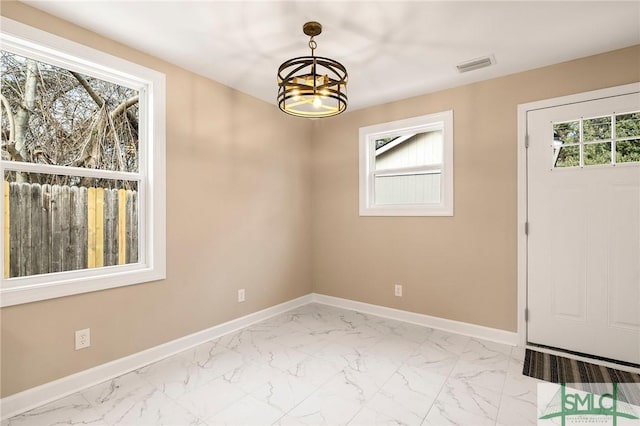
311,293 -> 519,346
516,99 -> 529,348
0,294 -> 313,420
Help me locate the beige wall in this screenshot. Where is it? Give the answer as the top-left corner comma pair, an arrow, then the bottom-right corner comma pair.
1,0 -> 639,400
0,1 -> 312,397
310,45 -> 640,331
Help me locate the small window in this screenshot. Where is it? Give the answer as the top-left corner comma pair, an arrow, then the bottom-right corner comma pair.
552,112 -> 640,168
0,18 -> 165,307
359,111 -> 453,216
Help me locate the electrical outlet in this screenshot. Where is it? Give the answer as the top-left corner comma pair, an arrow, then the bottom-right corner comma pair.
75,328 -> 90,350
238,289 -> 245,302
394,284 -> 402,297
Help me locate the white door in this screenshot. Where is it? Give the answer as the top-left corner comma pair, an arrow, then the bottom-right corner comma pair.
527,91 -> 640,364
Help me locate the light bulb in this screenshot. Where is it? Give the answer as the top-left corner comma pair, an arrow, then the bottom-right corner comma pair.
291,89 -> 300,101
313,96 -> 322,108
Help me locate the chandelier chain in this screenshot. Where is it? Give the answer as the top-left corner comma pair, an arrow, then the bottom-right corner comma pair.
308,37 -> 317,56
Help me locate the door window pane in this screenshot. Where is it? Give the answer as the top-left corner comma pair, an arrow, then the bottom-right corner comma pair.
555,145 -> 580,167
616,113 -> 640,138
584,143 -> 611,166
616,139 -> 640,163
583,116 -> 611,142
553,121 -> 580,145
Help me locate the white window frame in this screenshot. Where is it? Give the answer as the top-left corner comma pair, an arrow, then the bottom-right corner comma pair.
359,111 -> 454,216
0,17 -> 166,307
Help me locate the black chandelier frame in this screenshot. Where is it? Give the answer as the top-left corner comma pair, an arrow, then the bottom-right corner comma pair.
277,22 -> 348,118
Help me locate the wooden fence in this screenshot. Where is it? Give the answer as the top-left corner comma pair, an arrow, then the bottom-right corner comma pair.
3,182 -> 138,278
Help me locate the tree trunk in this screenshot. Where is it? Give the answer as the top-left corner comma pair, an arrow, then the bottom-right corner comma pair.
14,59 -> 38,182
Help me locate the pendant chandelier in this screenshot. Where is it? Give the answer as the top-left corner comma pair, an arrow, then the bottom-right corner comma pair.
277,21 -> 348,118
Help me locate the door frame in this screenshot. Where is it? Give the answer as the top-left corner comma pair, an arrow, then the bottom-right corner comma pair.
516,82 -> 640,347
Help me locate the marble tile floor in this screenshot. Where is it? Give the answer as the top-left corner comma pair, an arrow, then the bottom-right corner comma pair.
4,303 -> 544,426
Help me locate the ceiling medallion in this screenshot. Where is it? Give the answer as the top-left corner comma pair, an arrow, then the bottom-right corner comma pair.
277,21 -> 348,118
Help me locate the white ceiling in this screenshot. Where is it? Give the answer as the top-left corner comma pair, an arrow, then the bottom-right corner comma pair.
21,1 -> 640,112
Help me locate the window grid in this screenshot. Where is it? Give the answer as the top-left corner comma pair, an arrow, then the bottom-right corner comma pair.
552,111 -> 640,169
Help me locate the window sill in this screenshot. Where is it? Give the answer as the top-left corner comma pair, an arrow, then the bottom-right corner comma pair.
359,205 -> 454,217
0,264 -> 165,307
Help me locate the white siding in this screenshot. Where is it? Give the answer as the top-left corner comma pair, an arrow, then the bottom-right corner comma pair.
375,130 -> 442,170
373,130 -> 443,205
375,173 -> 441,205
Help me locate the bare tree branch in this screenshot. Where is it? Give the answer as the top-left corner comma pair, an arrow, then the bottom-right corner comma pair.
31,148 -> 52,164
1,142 -> 27,162
0,93 -> 16,143
110,95 -> 139,118
107,109 -> 127,172
2,52 -> 140,185
72,106 -> 105,169
70,71 -> 105,108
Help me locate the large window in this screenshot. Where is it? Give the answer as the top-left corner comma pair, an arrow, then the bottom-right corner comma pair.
0,18 -> 165,307
359,111 -> 454,216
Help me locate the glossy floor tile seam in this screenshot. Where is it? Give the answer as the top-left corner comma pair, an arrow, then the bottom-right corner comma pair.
268,360 -> 348,425
343,348 -> 430,426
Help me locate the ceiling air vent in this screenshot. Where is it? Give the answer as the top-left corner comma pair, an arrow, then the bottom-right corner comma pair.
456,55 -> 495,73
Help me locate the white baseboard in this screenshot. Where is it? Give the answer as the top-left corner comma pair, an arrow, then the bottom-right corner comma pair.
311,293 -> 519,346
2,292 -> 518,420
0,294 -> 313,420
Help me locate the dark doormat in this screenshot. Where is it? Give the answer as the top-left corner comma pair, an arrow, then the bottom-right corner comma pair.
523,348 -> 640,406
